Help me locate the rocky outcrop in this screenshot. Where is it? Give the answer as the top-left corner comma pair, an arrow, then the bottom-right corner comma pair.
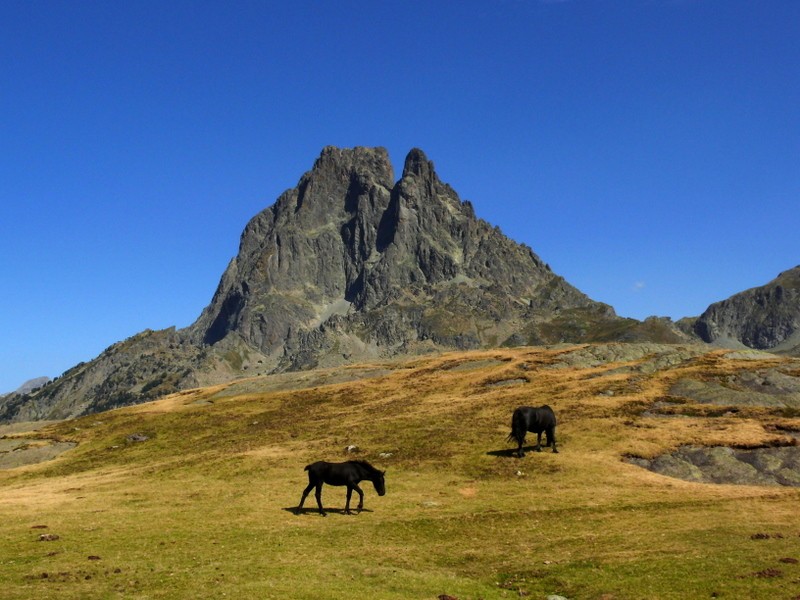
693,266 -> 800,352
629,445 -> 800,487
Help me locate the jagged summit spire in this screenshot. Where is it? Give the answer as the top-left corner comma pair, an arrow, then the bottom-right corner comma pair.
308,146 -> 433,185
402,148 -> 435,180
310,145 -> 394,183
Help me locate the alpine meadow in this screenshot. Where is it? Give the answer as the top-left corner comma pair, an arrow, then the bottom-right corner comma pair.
2,343 -> 800,599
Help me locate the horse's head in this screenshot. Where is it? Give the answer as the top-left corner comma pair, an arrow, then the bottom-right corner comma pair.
373,470 -> 386,496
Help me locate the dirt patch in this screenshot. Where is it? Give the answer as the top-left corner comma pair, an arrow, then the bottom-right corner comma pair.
0,419 -> 76,470
486,378 -> 527,388
0,440 -> 77,470
210,366 -> 393,399
725,350 -> 781,360
628,445 -> 800,486
458,487 -> 478,498
640,399 -> 693,418
242,445 -> 295,460
445,359 -> 506,372
0,421 -> 61,436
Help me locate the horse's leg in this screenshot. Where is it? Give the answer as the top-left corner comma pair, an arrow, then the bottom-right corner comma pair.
345,486 -> 353,514
517,434 -> 525,458
535,431 -> 543,452
549,427 -> 558,453
314,483 -> 326,516
297,481 -> 315,514
353,484 -> 364,513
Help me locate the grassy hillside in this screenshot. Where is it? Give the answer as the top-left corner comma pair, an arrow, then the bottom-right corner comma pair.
2,344 -> 800,599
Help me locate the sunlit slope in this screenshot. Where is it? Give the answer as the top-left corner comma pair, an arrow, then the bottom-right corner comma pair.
2,344 -> 800,600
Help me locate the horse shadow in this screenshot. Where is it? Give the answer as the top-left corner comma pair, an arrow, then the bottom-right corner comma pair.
486,446 -> 537,458
283,506 -> 374,516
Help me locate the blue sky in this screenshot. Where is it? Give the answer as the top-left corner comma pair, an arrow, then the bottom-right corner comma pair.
1,1 -> 798,392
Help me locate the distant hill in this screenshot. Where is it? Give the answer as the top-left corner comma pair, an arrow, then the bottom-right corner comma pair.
4,146 -> 793,423
2,376 -> 50,397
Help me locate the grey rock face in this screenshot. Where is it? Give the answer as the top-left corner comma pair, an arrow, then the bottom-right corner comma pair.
185,146 -> 618,370
187,147 -> 395,353
693,266 -> 800,351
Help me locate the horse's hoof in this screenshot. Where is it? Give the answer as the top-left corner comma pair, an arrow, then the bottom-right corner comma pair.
553,449 -> 559,454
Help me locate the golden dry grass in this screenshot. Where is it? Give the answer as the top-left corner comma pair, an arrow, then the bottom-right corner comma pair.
1,344 -> 799,599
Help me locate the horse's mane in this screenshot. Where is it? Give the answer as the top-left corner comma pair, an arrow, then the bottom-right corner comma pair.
349,459 -> 380,473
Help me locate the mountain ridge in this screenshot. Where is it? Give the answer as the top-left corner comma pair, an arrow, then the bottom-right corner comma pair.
0,146 -> 793,422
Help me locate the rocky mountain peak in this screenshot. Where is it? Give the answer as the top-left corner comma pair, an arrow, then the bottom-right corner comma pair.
4,145 -> 673,423
184,146 -> 620,370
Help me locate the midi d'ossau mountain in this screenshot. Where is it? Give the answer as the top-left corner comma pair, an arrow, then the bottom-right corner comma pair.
2,147 -> 796,422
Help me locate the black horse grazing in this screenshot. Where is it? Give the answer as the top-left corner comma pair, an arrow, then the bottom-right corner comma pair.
508,405 -> 558,457
296,460 -> 386,516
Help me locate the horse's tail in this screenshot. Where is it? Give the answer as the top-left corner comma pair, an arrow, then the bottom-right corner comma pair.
508,409 -> 523,444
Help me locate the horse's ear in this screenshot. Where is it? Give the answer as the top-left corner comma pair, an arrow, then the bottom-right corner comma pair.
381,470 -> 386,475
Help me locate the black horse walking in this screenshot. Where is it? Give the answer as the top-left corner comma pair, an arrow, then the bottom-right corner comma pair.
296,460 -> 386,516
508,405 -> 558,457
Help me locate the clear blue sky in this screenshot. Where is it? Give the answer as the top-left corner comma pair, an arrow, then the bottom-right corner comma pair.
1,1 -> 798,392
